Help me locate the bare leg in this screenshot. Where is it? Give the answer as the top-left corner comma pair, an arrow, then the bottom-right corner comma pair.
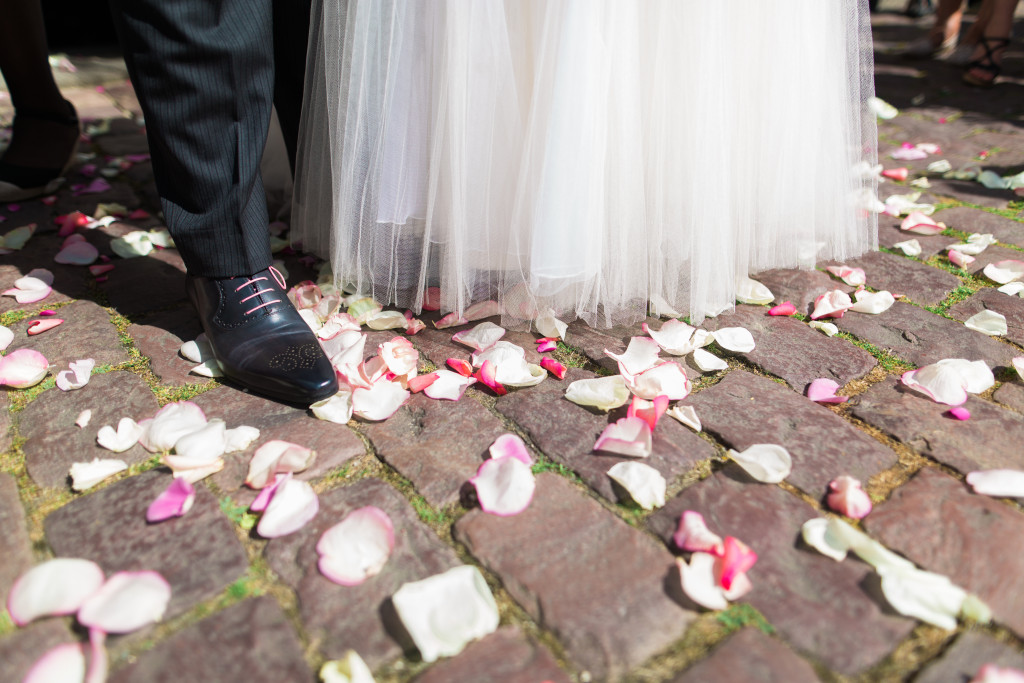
964,0 -> 1019,85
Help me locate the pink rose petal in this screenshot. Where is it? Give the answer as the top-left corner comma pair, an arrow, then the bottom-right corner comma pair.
316,506 -> 395,586
806,378 -> 849,404
256,475 -> 319,538
901,359 -> 994,406
606,336 -> 662,376
452,322 -> 505,352
971,664 -> 1024,683
594,416 -> 653,458
811,290 -> 853,320
623,361 -> 691,401
56,358 -> 95,391
768,301 -> 797,316
245,440 -> 316,489
627,394 -> 669,431
139,401 -> 207,452
882,167 -> 909,181
537,339 -> 557,353
673,510 -> 724,555
91,264 -> 117,277
447,358 -> 474,377
948,249 -> 975,268
26,317 -> 64,335
948,406 -> 971,420
717,536 -> 757,591
146,477 -> 196,522
0,348 -> 49,387
470,455 -> 536,516
3,269 -> 53,303
643,318 -> 701,355
677,552 -> 728,611
77,571 -> 172,634
6,558 -> 106,626
23,643 -> 86,683
539,357 -> 566,379
408,372 -> 439,393
352,379 -> 410,421
826,265 -> 867,287
900,211 -> 945,235
474,359 -> 507,396
422,369 -> 476,401
827,475 -> 873,519
54,240 -> 99,265
379,336 -> 418,377
488,433 -> 532,465
250,473 -> 286,512
434,312 -> 469,329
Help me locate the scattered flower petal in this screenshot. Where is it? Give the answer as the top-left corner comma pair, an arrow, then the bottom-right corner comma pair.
6,558 -> 106,626
535,309 -> 567,339
800,518 -> 848,562
983,261 -> 1024,285
352,380 -> 410,421
75,409 -> 92,428
140,401 -> 207,452
0,348 -> 48,388
971,665 -> 1024,683
366,310 -> 408,331
22,643 -> 86,683
256,475 -> 320,538
77,571 -> 172,633
539,357 -> 566,379
624,361 -> 692,400
56,358 -> 95,391
224,425 -> 260,453
317,506 -> 395,586
608,461 -> 665,510
96,417 -> 145,453
172,418 -> 227,462
964,310 -> 1007,336
718,536 -> 758,591
998,282 -> 1024,297
727,444 -> 792,483
627,395 -> 669,431
807,378 -> 848,404
606,336 -> 662,375
768,301 -> 797,316
900,211 -> 945,235
470,455 -> 536,516
893,239 -> 922,256
949,406 -> 971,421
434,312 -> 468,329
0,223 -> 37,250
474,359 -> 507,396
735,277 -> 774,305
692,348 -> 728,372
643,319 -> 704,355
811,290 -> 853,320
809,320 -> 840,336
246,440 -> 316,489
452,322 -> 505,352
868,97 -> 899,119
901,359 -> 994,405
146,477 -> 196,522
666,404 -> 701,431
882,167 -> 909,181
379,337 -> 418,377
827,476 -> 873,519
311,388 -> 355,424
54,240 -> 99,265
407,372 -> 439,393
423,369 -> 477,401
70,458 -> 127,491
26,317 -> 63,335
948,249 -> 976,268
594,417 -> 653,458
673,510 -> 723,554
677,553 -> 728,610
320,651 -> 376,683
488,434 -> 532,465
878,564 -> 965,630
966,470 -> 1024,498
850,290 -> 896,314
826,265 -> 866,287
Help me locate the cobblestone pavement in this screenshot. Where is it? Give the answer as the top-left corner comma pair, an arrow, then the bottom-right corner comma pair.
2,7 -> 1024,683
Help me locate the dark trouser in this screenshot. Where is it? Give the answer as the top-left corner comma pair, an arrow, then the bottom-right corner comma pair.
107,0 -> 311,277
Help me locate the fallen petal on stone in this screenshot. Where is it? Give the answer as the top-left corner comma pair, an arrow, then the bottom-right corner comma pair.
56,358 -> 95,391
692,348 -> 728,372
850,290 -> 896,315
0,348 -> 49,387
320,651 -> 376,683
146,477 -> 196,522
666,404 -> 701,432
470,455 -> 536,516
768,301 -> 797,316
96,417 -> 145,453
607,461 -> 666,510
878,565 -> 965,630
256,476 -> 320,538
223,425 -> 260,453
677,553 -> 728,611
70,458 -> 128,491
948,249 -> 976,269
711,327 -> 756,353
727,444 -> 792,483
423,369 -> 476,401
826,517 -> 914,572
246,440 -> 316,489
312,389 -> 355,424
565,375 -> 631,411
999,282 -> 1024,297
809,321 -> 839,336
901,359 -> 994,405
627,395 -> 669,431
391,565 -> 500,663
317,506 -> 395,586
352,380 -> 410,421
54,240 -> 99,265
673,510 -> 723,554
806,378 -> 848,404
811,290 -> 853,320
535,309 -> 567,340
800,518 -> 848,562
26,318 -> 64,335
983,260 -> 1024,285
594,417 -> 653,458
452,321 -> 505,352
140,401 -> 208,452
717,537 -> 758,591
75,409 -> 92,428
970,665 -> 1024,683
434,312 -> 468,329
365,310 -> 408,331
23,643 -> 86,683
6,558 -> 106,626
0,325 -> 12,351
965,310 -> 1008,336
826,265 -> 867,287
735,276 -> 774,305
643,319 -> 700,355
900,211 -> 945,235
407,372 -> 439,393
624,361 -> 691,401
606,336 -> 662,376
966,470 -> 1024,498
173,418 -> 227,462
827,476 -> 873,519
893,239 -> 922,256
539,357 -> 566,379
77,571 -> 172,634
488,433 -> 532,465
948,406 -> 971,421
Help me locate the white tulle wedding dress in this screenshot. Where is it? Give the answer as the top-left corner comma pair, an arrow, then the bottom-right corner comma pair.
292,0 -> 877,328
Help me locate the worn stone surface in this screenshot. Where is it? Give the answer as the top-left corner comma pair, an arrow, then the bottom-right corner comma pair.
0,473 -> 33,600
948,287 -> 1024,347
455,473 -> 695,680
98,250 -> 188,316
994,381 -> 1024,413
44,469 -> 249,620
834,301 -> 1017,368
0,391 -> 11,454
877,220 -> 956,259
566,319 -> 654,373
935,207 -> 1024,248
7,299 -> 129,370
915,631 -> 1024,683
755,267 -> 853,309
688,371 -> 897,496
703,305 -> 877,392
0,262 -> 77,314
414,627 -> 571,683
966,244 -> 1024,279
264,478 -> 462,667
865,468 -> 1024,638
839,249 -> 961,306
362,393 -> 506,508
927,178 -> 1012,209
647,468 -> 914,675
851,378 -> 1024,474
0,620 -> 76,683
110,597 -> 312,683
672,628 -> 820,683
128,305 -> 207,386
497,367 -> 715,503
20,371 -> 160,488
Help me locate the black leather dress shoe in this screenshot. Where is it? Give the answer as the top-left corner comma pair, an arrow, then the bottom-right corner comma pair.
186,266 -> 339,404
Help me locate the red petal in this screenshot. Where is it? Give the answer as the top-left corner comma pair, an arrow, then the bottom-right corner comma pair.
447,358 -> 474,377
768,301 -> 797,316
717,537 -> 758,590
475,360 -> 507,395
407,372 -> 439,393
539,357 -> 566,379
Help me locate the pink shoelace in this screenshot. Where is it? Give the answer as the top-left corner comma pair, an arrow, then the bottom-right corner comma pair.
235,266 -> 287,315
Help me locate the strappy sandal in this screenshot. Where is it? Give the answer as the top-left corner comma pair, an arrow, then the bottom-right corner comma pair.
0,100 -> 80,202
963,37 -> 1010,88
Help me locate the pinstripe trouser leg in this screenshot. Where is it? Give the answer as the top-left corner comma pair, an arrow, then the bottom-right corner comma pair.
108,0 -> 283,278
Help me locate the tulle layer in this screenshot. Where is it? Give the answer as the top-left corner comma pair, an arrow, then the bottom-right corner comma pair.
292,0 -> 877,327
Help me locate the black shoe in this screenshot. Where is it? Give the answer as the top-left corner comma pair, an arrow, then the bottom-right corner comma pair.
0,100 -> 80,202
186,266 -> 339,404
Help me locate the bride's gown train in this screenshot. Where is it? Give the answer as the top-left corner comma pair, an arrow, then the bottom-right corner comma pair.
292,0 -> 877,327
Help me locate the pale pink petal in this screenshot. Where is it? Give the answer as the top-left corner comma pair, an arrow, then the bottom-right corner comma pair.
54,240 -> 99,265
623,361 -> 691,401
69,458 -> 128,491
223,425 -> 260,453
21,267 -> 54,286
407,372 -> 439,393
965,310 -> 1008,337
666,404 -> 701,432
850,290 -> 896,314
971,664 -> 1024,683
75,409 -> 92,428
627,395 -> 669,431
352,380 -> 410,421
717,537 -> 758,591
673,511 -> 723,554
366,310 -> 408,331
26,318 -> 64,335
421,369 -> 476,401
85,627 -> 108,683
900,211 -> 946,235
245,440 -> 316,489
89,264 -> 115,277
472,341 -> 544,387
56,358 -> 95,391
534,309 -> 568,339
96,417 -> 145,453
893,239 -> 922,256
607,461 -> 666,510
434,312 -> 469,329
692,348 -> 728,372
470,455 -> 536,516
948,249 -> 976,268
539,357 -> 566,379
594,416 -> 653,458
826,265 -> 867,287
711,327 -> 756,353
827,475 -> 873,519
488,433 -> 532,465
536,338 -> 557,353
316,506 -> 395,586
452,321 -> 506,352
677,553 -> 728,611
723,570 -> 754,602
447,358 -> 473,376
158,454 -> 224,484
564,375 -> 631,411
801,518 -> 849,562
422,287 -> 441,311
474,359 -> 507,396
287,282 -> 322,310
249,474 -> 286,512
735,276 -> 774,305
256,475 -> 319,538
146,477 -> 196,522
882,167 -> 909,181
379,336 -> 418,376
901,359 -> 994,405
356,356 -> 388,386
172,418 -> 227,462
320,651 -> 375,683
311,387 -> 354,424
642,318 -> 701,355
727,444 -> 792,483
77,571 -> 172,633
966,470 -> 1024,498
23,643 -> 86,683
0,348 -> 48,387
878,565 -> 965,630
606,336 -> 662,375
811,290 -> 854,320
949,406 -> 971,421
983,260 -> 1024,285
806,378 -> 848,404
465,300 -> 502,321
139,401 -> 207,452
0,325 -> 11,351
768,301 -> 797,316
891,146 -> 929,161
6,558 -> 106,625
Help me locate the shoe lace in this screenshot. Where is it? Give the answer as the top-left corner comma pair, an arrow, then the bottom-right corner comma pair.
235,266 -> 288,315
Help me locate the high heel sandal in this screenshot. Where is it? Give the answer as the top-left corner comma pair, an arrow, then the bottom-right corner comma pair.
0,100 -> 80,202
963,37 -> 1010,88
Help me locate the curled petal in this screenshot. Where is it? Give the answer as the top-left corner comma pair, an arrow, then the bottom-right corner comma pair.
971,665 -> 1024,683
423,369 -> 476,401
77,571 -> 172,634
407,372 -> 439,393
6,558 -> 106,626
539,357 -> 566,379
666,404 -> 701,432
826,265 -> 867,287
54,240 -> 99,265
447,358 -> 474,376
806,378 -> 848,404
673,510 -> 723,554
893,239 -> 922,256
811,290 -> 853,320
3,271 -> 52,303
434,312 -> 468,329
224,425 -> 260,453
594,417 -> 653,458
850,290 -> 896,315
564,375 -> 631,411
692,348 -> 728,372
250,474 -> 285,512
473,359 -> 507,396
140,401 -> 208,453
624,361 -> 691,401
827,475 -> 873,519
320,651 -> 376,683
606,336 -> 662,375
23,643 -> 86,683
379,337 -> 418,376
246,440 -> 316,489
900,211 -> 945,235
607,461 -> 666,510
0,223 -> 37,250
256,475 -> 320,538
146,477 -> 196,522
948,249 -> 976,268
964,310 -> 1008,337
352,380 -> 410,420
27,318 -> 64,335
56,358 -> 95,391
366,310 -> 408,331
534,309 -> 567,339
717,537 -> 757,591
801,518 -> 848,562
711,327 -> 755,353
882,167 -> 909,181
677,553 -> 728,611
735,277 -> 774,305
452,321 -> 505,352
768,301 -> 797,316
643,319 -> 701,355
901,359 -> 994,405
0,325 -> 12,351
0,348 -> 49,387
983,260 -> 1024,285
317,506 -> 395,586
878,565 -> 965,630
966,470 -> 1024,498
627,395 -> 669,431
727,444 -> 792,483
96,417 -> 145,453
76,409 -> 92,428
536,338 -> 557,353
470,455 -> 536,516
311,388 -> 354,424
172,418 -> 227,462
69,458 -> 128,491
471,342 -> 542,386
488,433 -> 532,465
809,321 -> 840,336
949,406 -> 971,421
179,337 -> 214,364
